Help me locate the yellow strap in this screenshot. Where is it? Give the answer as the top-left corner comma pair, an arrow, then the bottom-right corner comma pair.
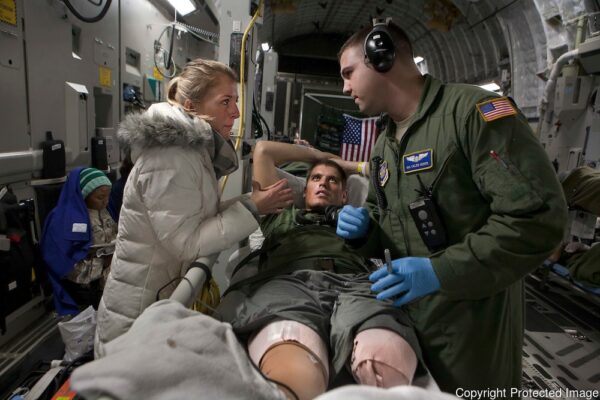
192,277 -> 221,314
356,162 -> 366,176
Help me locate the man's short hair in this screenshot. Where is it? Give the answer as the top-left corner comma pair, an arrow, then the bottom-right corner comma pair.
337,21 -> 413,63
306,160 -> 347,188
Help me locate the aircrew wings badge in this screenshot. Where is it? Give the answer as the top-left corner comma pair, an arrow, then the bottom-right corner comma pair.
476,97 -> 516,122
403,149 -> 433,174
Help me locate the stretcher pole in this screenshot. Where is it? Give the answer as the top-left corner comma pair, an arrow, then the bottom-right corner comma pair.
169,254 -> 219,307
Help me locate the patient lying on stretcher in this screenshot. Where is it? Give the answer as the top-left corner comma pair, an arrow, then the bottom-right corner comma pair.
217,141 -> 423,400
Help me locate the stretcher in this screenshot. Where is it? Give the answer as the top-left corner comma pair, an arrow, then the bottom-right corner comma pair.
84,245 -> 441,400
77,170 -> 443,398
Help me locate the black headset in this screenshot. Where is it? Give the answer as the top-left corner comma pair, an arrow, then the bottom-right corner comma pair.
364,18 -> 395,73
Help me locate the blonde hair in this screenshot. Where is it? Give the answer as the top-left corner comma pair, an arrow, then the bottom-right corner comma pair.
167,59 -> 237,110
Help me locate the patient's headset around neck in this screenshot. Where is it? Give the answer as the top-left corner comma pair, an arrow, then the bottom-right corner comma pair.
295,206 -> 341,227
364,18 -> 396,73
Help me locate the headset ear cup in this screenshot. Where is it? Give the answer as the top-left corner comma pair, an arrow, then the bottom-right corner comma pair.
364,25 -> 396,73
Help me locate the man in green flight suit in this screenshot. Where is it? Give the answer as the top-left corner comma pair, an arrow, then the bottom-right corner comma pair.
335,20 -> 568,395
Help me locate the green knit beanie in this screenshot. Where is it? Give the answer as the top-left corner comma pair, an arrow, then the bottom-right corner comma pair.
80,168 -> 112,199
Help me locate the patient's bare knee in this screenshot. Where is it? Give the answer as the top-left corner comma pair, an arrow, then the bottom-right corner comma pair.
351,328 -> 417,388
248,320 -> 329,400
260,342 -> 328,400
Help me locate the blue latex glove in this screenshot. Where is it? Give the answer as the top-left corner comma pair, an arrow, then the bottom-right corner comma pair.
336,205 -> 369,239
369,257 -> 440,307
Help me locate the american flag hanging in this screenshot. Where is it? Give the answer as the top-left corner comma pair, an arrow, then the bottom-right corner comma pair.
340,114 -> 379,161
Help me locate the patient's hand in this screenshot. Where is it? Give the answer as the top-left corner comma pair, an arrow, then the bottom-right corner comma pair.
251,179 -> 294,215
331,159 -> 366,176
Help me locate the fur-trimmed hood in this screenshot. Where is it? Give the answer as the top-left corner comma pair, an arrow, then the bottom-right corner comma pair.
118,102 -> 214,150
118,102 -> 238,178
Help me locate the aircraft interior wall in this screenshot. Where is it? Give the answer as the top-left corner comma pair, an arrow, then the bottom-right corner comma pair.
1,0 -> 600,398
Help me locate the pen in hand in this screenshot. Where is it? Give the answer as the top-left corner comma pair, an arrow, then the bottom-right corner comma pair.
384,248 -> 393,274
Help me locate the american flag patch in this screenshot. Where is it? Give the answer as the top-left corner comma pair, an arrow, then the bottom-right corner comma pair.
476,97 -> 516,122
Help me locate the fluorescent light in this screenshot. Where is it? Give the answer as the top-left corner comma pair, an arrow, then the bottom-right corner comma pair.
167,0 -> 196,16
413,56 -> 424,64
479,82 -> 501,92
261,42 -> 270,51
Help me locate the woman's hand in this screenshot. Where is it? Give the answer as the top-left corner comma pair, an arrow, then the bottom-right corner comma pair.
250,178 -> 294,215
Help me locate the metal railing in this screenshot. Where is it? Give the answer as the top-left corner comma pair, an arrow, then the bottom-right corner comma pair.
169,254 -> 219,306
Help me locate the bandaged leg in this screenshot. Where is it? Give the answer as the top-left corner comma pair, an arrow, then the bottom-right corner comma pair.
248,320 -> 329,400
351,328 -> 417,388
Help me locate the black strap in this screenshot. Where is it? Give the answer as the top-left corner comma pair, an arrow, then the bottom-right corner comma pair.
229,248 -> 264,280
187,261 -> 212,285
225,210 -> 348,295
371,156 -> 388,210
225,254 -> 372,296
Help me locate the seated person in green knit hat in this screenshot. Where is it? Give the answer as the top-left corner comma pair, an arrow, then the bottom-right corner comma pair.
41,167 -> 118,313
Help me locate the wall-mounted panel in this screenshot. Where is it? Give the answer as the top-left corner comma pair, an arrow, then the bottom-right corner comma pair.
23,0 -> 119,167
0,0 -> 29,155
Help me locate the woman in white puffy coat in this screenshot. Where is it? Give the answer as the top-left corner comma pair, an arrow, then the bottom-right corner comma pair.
94,59 -> 292,356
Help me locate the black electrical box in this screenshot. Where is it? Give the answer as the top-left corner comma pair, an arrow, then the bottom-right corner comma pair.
91,137 -> 108,171
40,131 -> 66,179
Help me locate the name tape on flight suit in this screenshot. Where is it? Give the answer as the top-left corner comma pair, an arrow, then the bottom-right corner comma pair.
476,97 -> 516,122
403,149 -> 433,174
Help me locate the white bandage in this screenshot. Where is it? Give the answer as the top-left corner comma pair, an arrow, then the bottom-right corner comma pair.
248,320 -> 329,379
351,328 -> 417,387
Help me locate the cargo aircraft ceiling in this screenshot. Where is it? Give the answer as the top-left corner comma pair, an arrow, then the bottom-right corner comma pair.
179,0 -> 594,116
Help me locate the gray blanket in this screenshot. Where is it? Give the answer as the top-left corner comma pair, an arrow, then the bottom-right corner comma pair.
71,300 -> 284,400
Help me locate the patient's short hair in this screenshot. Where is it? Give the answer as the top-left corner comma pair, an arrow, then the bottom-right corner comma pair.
306,160 -> 347,188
